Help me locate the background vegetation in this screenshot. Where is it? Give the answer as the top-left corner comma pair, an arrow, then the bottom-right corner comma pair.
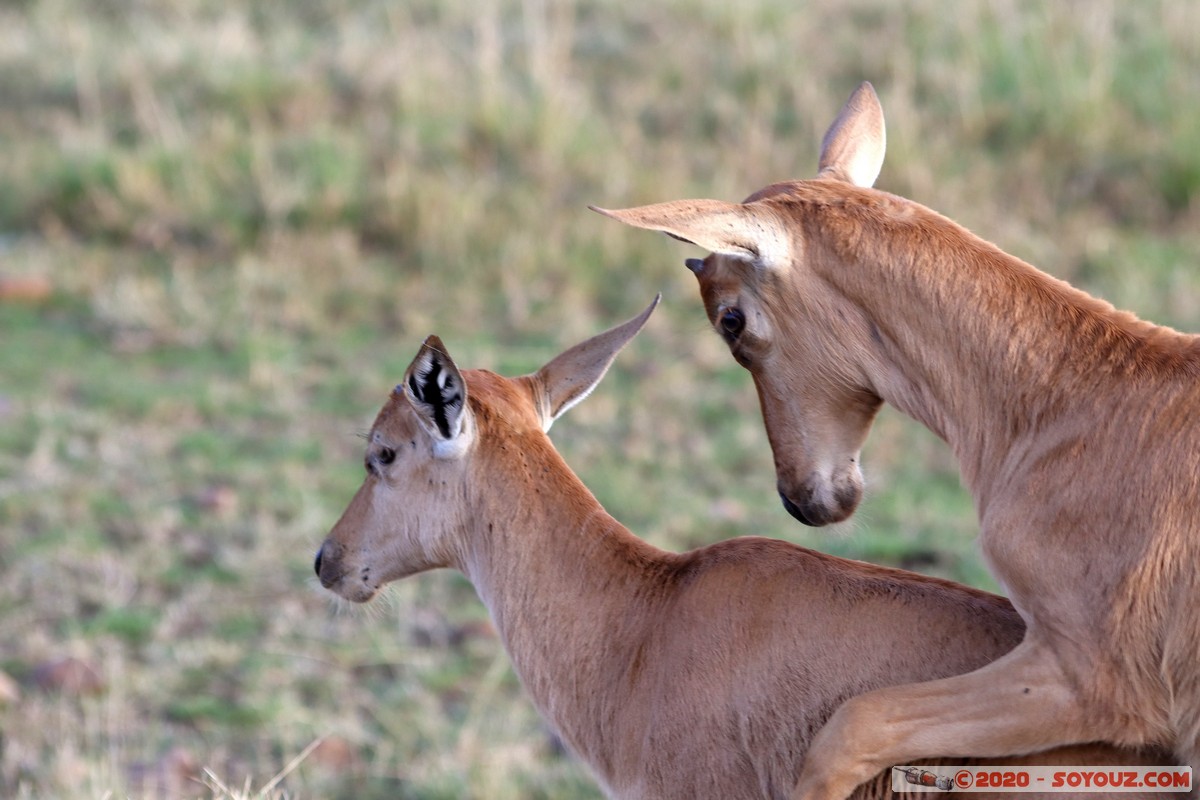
1,0 -> 1198,797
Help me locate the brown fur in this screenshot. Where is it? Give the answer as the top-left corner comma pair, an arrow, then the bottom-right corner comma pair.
592,83 -> 1199,799
315,299 -> 1171,799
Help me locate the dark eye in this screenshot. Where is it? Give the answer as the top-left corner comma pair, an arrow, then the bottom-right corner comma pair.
378,447 -> 396,465
719,308 -> 745,338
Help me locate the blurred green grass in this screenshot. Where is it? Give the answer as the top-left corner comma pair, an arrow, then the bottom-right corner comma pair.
1,0 -> 1198,797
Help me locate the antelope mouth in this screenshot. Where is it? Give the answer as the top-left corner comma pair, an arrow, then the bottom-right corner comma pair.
314,543 -> 379,603
779,491 -> 820,527
335,586 -> 379,604
777,479 -> 861,528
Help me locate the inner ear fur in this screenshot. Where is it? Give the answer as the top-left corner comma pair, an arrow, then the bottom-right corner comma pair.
403,335 -> 467,441
589,203 -> 788,268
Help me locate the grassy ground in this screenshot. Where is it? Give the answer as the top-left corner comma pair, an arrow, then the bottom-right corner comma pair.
1,1 -> 1198,797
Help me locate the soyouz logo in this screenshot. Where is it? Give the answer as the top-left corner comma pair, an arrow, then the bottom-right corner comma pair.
894,767 -> 955,791
891,765 -> 1193,793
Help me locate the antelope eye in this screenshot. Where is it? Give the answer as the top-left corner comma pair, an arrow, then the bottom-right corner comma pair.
377,447 -> 396,465
719,308 -> 746,337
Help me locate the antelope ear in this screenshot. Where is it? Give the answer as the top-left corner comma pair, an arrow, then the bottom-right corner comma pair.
401,336 -> 470,458
531,295 -> 659,431
589,202 -> 788,267
817,81 -> 886,188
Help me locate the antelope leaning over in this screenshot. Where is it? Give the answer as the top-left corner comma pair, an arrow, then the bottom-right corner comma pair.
315,298 -> 1169,799
592,82 -> 1200,799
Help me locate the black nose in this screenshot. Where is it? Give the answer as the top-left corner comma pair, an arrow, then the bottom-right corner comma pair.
779,491 -> 817,526
313,545 -> 324,577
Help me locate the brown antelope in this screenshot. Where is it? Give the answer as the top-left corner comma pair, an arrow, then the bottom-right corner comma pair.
315,298 -> 1169,799
592,82 -> 1200,799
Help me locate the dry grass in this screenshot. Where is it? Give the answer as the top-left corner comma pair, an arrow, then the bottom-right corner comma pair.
1,0 -> 1199,797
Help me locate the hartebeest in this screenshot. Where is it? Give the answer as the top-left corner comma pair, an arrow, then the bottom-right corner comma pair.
315,298 -> 1168,799
592,83 -> 1200,799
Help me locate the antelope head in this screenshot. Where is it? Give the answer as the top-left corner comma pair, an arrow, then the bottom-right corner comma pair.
314,296 -> 660,602
591,82 -> 887,527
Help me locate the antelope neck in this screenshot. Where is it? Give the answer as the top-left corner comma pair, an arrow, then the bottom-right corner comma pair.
456,429 -> 670,771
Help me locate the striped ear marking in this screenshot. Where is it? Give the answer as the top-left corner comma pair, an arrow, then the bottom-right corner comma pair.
404,336 -> 466,441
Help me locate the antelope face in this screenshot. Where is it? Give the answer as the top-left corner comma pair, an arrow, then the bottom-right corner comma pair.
591,82 -> 889,527
315,297 -> 660,600
688,247 -> 882,526
315,337 -> 472,603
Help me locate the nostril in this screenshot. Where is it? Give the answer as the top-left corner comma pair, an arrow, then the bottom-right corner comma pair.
313,545 -> 324,577
779,491 -> 817,527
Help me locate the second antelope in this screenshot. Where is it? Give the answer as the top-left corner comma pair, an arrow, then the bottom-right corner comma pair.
593,82 -> 1200,799
314,298 -> 1167,799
